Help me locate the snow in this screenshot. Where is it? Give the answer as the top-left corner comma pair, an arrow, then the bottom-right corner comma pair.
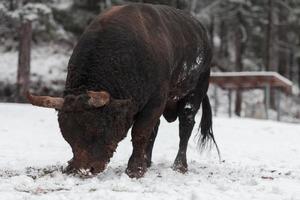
51,0 -> 73,10
0,46 -> 69,84
2,3 -> 52,22
0,103 -> 300,200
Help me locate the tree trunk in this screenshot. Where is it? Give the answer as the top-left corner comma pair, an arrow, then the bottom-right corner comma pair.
289,49 -> 294,82
189,0 -> 197,13
265,0 -> 278,110
298,57 -> 300,88
9,0 -> 15,10
218,20 -> 229,69
209,15 -> 215,53
17,21 -> 32,102
265,0 -> 273,71
234,13 -> 244,117
277,8 -> 289,78
234,29 -> 242,116
17,0 -> 23,9
176,0 -> 188,10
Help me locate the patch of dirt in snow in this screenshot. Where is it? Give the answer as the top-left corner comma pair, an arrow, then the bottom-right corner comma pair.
0,162 -> 299,200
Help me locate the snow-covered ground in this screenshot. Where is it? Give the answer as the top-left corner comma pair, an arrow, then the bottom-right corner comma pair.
0,103 -> 300,200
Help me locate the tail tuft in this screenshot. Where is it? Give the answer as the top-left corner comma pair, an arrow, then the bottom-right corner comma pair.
198,94 -> 222,162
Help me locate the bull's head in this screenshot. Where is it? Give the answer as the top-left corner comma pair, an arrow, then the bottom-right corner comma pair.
26,91 -> 133,175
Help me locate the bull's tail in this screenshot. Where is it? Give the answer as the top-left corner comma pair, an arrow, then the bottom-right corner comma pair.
198,94 -> 222,162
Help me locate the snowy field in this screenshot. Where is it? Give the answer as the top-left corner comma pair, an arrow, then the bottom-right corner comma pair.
0,103 -> 299,200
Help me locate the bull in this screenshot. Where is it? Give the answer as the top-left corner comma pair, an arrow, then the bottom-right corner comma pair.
27,3 -> 219,178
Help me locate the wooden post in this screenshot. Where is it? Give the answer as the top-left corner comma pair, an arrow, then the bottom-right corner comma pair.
17,20 -> 32,102
276,89 -> 281,121
228,89 -> 232,118
265,84 -> 270,119
235,89 -> 242,116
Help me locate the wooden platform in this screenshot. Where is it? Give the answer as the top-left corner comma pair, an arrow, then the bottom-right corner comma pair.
210,71 -> 292,94
209,71 -> 293,121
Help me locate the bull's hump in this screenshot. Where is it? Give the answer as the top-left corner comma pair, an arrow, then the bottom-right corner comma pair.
100,5 -> 125,21
96,4 -> 174,65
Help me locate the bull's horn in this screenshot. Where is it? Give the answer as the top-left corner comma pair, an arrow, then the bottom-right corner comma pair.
26,92 -> 64,109
87,91 -> 110,107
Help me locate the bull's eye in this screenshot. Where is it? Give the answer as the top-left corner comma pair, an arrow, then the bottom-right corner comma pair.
64,95 -> 76,105
77,94 -> 88,102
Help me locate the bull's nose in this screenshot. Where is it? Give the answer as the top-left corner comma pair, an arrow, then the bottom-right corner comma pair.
64,160 -> 107,176
64,165 -> 97,177
76,163 -> 106,176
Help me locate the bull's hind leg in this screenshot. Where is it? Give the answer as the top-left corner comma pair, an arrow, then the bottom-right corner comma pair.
173,69 -> 210,173
172,93 -> 202,173
145,120 -> 160,167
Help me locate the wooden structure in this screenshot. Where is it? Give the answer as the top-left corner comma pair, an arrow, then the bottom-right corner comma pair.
210,71 -> 293,121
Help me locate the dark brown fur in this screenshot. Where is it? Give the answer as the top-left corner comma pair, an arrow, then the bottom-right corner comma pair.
58,3 -> 214,178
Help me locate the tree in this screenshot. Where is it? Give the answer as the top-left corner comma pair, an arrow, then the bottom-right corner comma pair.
234,11 -> 247,116
265,0 -> 272,71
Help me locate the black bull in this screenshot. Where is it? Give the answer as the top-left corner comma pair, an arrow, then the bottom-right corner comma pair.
27,3 -> 220,178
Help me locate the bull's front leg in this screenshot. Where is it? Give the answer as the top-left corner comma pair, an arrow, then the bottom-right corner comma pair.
126,94 -> 166,178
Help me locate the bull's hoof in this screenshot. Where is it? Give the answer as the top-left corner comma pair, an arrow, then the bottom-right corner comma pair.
146,160 -> 152,168
172,160 -> 188,174
126,156 -> 147,178
145,155 -> 152,168
125,166 -> 147,178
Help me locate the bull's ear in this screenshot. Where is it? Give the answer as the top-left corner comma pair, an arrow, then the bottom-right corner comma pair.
87,91 -> 110,107
26,91 -> 64,109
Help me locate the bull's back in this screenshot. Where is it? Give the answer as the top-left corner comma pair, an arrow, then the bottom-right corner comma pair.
69,4 -> 211,104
